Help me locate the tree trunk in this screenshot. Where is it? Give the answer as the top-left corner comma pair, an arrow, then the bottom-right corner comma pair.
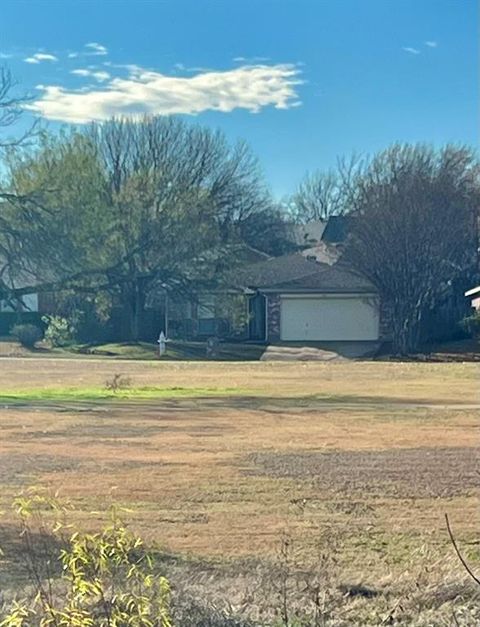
391,302 -> 422,355
131,282 -> 146,342
122,281 -> 146,342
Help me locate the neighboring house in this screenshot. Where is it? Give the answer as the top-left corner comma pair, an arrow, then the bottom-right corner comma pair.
0,259 -> 45,312
168,253 -> 386,344
0,260 -> 54,334
465,285 -> 480,311
0,267 -> 44,315
0,293 -> 39,313
288,215 -> 353,266
288,219 -> 327,248
0,287 -> 46,335
234,254 -> 382,343
320,215 -> 354,244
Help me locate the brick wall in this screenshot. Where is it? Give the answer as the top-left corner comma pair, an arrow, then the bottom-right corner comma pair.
379,299 -> 392,341
267,294 -> 281,341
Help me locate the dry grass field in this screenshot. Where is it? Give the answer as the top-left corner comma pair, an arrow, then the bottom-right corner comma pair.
0,358 -> 479,624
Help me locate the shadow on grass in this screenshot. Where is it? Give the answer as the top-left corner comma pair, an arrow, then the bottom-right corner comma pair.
0,522 -> 66,591
0,391 -> 475,414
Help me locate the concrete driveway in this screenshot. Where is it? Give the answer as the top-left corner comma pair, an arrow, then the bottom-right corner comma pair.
261,341 -> 380,361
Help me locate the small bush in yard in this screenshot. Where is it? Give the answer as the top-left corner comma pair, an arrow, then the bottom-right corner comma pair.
41,314 -> 77,347
10,323 -> 43,348
105,373 -> 132,392
460,311 -> 480,339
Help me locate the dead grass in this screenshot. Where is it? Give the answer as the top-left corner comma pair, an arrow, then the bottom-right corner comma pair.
0,359 -> 478,623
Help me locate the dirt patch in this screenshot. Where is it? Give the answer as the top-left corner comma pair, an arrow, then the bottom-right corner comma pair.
245,446 -> 479,499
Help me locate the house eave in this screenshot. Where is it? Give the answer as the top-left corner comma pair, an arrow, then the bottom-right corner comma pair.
257,288 -> 379,295
465,285 -> 480,297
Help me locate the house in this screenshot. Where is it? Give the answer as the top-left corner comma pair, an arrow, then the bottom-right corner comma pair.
168,253 -> 386,344
287,219 -> 327,248
0,261 -> 52,334
465,285 -> 480,311
320,215 -> 354,243
287,215 -> 353,266
234,254 -> 383,343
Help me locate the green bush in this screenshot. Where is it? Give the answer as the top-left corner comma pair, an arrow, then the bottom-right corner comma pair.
460,311 -> 480,339
41,314 -> 77,347
11,323 -> 43,348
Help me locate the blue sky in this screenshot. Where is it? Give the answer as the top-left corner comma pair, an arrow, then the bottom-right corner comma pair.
1,0 -> 478,196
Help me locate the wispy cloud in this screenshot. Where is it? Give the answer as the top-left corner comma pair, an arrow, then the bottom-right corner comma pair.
173,62 -> 214,73
233,56 -> 270,63
85,42 -> 108,56
24,52 -> 58,64
71,68 -> 111,82
402,47 -> 421,55
68,42 -> 108,59
28,63 -> 303,123
0,52 -> 13,59
425,40 -> 438,48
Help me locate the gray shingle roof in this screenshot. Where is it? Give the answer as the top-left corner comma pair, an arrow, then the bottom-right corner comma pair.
232,254 -> 376,293
321,215 -> 354,243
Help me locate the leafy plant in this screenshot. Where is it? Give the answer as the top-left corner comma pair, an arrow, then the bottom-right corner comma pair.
460,311 -> 480,339
41,314 -> 78,347
10,323 -> 43,348
216,294 -> 251,335
0,491 -> 172,627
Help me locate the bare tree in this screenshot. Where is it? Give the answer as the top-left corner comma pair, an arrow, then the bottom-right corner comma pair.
292,170 -> 342,223
88,116 -> 271,237
343,143 -> 480,354
291,155 -> 364,223
0,66 -> 38,150
0,67 -> 24,146
0,66 -> 45,307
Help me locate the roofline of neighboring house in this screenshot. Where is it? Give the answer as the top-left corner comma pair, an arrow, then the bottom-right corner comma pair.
244,246 -> 272,260
181,286 -> 378,296
256,288 -> 379,295
465,285 -> 480,297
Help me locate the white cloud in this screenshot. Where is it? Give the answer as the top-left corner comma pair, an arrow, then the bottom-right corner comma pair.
85,42 -> 108,56
402,47 -> 421,55
0,52 -> 13,59
425,41 -> 438,48
28,63 -> 302,123
174,62 -> 214,73
92,70 -> 110,82
71,68 -> 111,82
67,43 -> 108,59
71,69 -> 90,77
24,52 -> 58,64
233,56 -> 270,63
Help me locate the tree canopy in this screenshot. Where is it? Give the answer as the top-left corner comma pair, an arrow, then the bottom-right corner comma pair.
3,116 -> 284,338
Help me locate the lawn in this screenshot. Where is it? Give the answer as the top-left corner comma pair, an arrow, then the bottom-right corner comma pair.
0,359 -> 478,624
0,338 -> 267,361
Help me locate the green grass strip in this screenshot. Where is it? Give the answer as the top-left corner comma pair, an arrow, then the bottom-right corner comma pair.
0,386 -> 250,403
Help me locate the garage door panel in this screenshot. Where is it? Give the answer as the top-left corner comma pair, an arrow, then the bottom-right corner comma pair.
280,296 -> 379,341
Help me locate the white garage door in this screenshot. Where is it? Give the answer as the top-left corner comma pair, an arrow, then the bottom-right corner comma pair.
280,295 -> 379,341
